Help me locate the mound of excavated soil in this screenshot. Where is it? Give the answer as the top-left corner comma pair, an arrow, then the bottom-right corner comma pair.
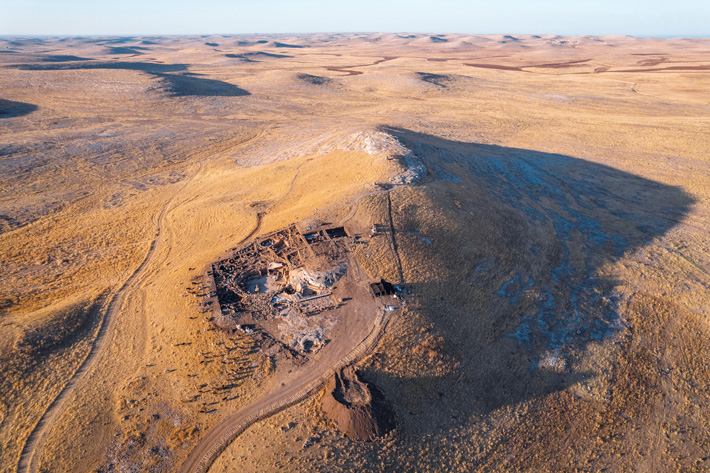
321,367 -> 395,441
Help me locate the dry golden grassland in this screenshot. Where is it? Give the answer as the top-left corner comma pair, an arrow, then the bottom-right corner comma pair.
1,33 -> 709,472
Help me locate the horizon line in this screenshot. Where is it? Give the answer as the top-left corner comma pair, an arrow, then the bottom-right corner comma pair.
1,32 -> 709,40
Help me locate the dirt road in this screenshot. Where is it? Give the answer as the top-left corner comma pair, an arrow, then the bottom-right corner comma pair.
179,307 -> 390,473
16,162 -> 204,473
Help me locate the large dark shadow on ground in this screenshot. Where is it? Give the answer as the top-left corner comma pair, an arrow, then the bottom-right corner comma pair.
6,62 -> 250,97
362,127 -> 694,438
106,46 -> 149,55
226,51 -> 292,61
99,37 -> 136,44
151,73 -> 250,97
40,55 -> 93,62
273,42 -> 306,48
10,61 -> 189,73
0,99 -> 38,118
77,37 -> 142,45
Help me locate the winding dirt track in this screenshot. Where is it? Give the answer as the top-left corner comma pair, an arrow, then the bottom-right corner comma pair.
179,165 -> 428,473
17,162 -> 204,473
178,307 -> 391,473
325,56 -> 397,76
18,153 -> 410,473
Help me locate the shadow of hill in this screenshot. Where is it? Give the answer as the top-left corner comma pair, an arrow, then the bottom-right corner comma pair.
274,42 -> 306,48
361,127 -> 694,439
102,37 -> 136,44
40,55 -> 93,62
151,73 -> 250,97
225,52 -> 292,62
0,99 -> 38,118
236,40 -> 269,46
106,46 -> 148,55
78,37 -> 139,45
415,72 -> 452,88
7,39 -> 46,46
297,73 -> 332,85
4,61 -> 250,97
9,61 -> 189,73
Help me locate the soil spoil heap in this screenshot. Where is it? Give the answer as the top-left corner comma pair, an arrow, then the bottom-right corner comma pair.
321,367 -> 396,441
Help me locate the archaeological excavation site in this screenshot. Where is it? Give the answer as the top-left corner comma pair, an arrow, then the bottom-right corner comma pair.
198,223 -> 399,360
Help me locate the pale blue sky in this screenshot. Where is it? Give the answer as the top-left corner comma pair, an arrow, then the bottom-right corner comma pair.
1,0 -> 708,37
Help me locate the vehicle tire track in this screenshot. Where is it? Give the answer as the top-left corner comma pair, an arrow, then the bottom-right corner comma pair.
179,307 -> 392,473
17,162 -> 204,473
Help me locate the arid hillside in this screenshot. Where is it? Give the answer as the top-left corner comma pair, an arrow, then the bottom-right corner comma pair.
1,33 -> 709,473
